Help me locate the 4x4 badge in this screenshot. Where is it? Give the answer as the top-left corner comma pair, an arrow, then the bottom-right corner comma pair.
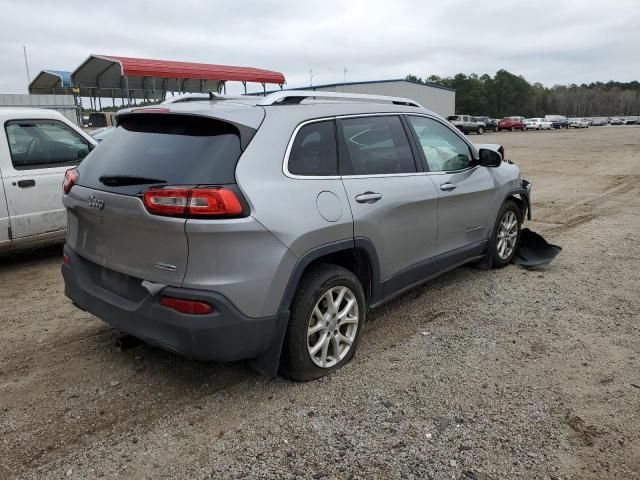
88,195 -> 104,210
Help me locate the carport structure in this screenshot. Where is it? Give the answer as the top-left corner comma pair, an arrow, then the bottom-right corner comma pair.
28,70 -> 74,95
71,54 -> 286,109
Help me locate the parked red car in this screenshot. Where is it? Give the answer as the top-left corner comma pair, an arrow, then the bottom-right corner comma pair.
498,116 -> 526,131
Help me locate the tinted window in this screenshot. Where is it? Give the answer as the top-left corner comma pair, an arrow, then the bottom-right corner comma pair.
339,116 -> 416,176
89,113 -> 108,127
288,120 -> 337,176
5,120 -> 90,169
77,114 -> 244,195
407,116 -> 473,172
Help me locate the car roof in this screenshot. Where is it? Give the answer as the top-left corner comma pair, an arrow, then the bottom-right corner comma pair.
0,107 -> 68,121
119,98 -> 440,130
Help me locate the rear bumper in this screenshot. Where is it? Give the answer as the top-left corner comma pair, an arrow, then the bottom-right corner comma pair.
62,246 -> 287,362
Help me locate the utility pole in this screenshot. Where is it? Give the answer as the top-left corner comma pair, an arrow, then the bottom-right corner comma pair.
23,45 -> 31,90
309,69 -> 313,87
343,66 -> 348,91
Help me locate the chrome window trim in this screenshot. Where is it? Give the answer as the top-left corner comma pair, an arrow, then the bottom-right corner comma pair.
282,112 -> 482,180
282,116 -> 340,180
283,112 -> 424,180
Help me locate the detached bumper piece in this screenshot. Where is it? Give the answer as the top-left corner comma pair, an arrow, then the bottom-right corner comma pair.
513,228 -> 562,268
61,246 -> 285,363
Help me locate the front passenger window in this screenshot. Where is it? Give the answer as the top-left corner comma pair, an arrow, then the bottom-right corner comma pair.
407,116 -> 473,172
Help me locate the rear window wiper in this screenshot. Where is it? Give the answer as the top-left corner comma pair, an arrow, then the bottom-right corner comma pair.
99,175 -> 167,186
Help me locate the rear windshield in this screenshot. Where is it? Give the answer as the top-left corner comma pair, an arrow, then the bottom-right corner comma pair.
77,114 -> 243,195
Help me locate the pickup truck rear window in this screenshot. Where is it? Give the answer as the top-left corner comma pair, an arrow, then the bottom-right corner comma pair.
77,114 -> 244,195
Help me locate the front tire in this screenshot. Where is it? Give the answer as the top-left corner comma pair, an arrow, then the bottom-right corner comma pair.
280,265 -> 366,381
490,200 -> 522,268
477,126 -> 484,134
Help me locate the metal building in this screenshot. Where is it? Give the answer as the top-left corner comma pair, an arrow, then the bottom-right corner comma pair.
296,79 -> 455,117
0,93 -> 79,124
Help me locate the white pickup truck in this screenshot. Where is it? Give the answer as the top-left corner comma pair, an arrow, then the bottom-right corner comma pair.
0,108 -> 97,252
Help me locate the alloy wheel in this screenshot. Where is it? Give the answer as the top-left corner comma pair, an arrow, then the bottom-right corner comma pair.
307,286 -> 359,368
496,211 -> 519,260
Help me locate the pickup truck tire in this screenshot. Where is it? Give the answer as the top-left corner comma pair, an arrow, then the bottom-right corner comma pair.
280,264 -> 366,382
477,126 -> 484,134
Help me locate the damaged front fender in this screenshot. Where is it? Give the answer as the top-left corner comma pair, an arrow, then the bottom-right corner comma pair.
507,178 -> 532,221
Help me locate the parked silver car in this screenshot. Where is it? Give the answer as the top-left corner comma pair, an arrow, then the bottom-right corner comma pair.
446,114 -> 486,134
61,91 -> 531,381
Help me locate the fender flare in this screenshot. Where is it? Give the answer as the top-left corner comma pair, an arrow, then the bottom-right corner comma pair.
251,238 -> 382,377
277,237 -> 382,312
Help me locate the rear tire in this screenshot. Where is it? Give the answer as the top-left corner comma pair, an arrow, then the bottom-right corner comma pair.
490,200 -> 522,269
510,126 -> 515,132
494,126 -> 499,132
280,265 -> 366,382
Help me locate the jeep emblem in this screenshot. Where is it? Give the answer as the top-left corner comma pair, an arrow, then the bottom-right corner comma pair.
88,195 -> 104,210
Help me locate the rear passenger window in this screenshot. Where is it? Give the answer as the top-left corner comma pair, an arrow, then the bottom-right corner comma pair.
338,116 -> 417,176
287,120 -> 338,176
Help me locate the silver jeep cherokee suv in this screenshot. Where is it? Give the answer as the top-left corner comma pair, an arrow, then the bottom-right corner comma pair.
61,91 -> 531,381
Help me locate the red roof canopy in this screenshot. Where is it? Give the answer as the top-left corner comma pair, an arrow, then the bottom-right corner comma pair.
71,54 -> 285,99
100,55 -> 285,84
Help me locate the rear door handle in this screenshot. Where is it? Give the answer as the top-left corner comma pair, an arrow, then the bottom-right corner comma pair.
440,182 -> 457,191
16,179 -> 36,188
355,192 -> 382,204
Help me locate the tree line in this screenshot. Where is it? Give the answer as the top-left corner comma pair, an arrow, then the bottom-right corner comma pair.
407,70 -> 640,118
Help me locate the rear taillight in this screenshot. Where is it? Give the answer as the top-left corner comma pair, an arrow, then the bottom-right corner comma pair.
62,254 -> 71,265
142,186 -> 244,218
143,187 -> 190,216
63,168 -> 78,194
160,296 -> 212,315
188,188 -> 242,216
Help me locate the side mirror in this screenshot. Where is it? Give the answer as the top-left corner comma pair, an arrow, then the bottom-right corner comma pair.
479,148 -> 502,167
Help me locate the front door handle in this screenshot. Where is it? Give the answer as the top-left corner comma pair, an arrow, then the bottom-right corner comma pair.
16,179 -> 36,188
440,182 -> 457,191
355,192 -> 382,204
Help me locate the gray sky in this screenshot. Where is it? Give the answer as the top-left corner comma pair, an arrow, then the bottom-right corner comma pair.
1,0 -> 638,94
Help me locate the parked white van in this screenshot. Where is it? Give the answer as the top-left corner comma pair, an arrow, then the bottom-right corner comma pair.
0,108 -> 97,251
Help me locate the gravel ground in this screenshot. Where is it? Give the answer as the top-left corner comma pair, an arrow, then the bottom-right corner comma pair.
1,126 -> 639,480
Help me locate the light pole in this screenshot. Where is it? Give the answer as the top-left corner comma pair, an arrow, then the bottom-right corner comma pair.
23,45 -> 31,91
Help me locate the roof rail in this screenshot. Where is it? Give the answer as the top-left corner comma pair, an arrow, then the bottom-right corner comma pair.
161,92 -> 248,104
257,90 -> 423,108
